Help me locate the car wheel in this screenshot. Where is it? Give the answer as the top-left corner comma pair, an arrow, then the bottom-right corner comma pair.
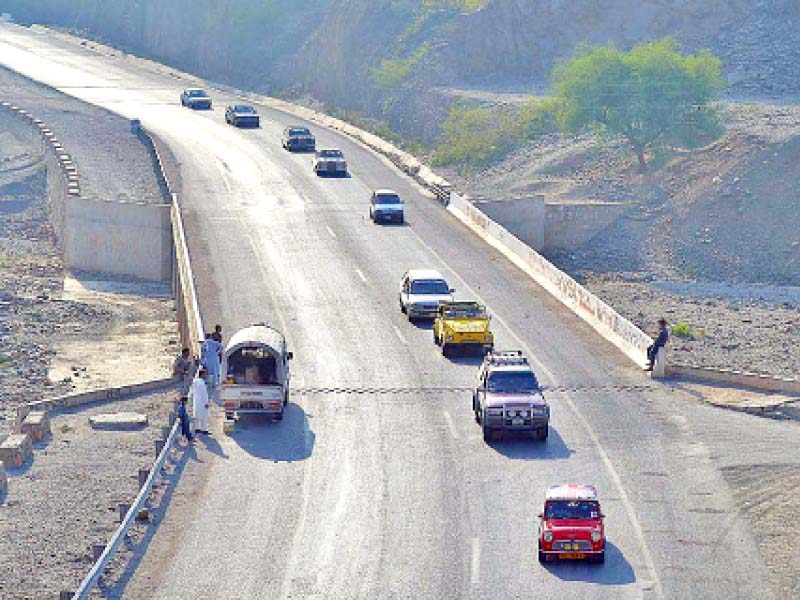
433,328 -> 440,345
442,343 -> 449,357
592,551 -> 605,564
482,419 -> 491,443
284,390 -> 289,407
538,549 -> 547,564
473,396 -> 481,423
274,410 -> 284,422
539,426 -> 549,441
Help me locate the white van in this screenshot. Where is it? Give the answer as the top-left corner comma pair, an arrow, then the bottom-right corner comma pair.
220,324 -> 293,421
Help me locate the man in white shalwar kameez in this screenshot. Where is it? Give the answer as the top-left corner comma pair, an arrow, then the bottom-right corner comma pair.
191,368 -> 211,435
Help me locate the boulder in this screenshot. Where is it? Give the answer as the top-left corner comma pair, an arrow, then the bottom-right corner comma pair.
0,433 -> 33,469
20,411 -> 51,442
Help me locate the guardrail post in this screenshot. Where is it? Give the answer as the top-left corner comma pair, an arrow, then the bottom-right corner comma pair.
60,591 -> 74,600
138,468 -> 150,488
118,503 -> 130,523
155,439 -> 165,457
92,543 -> 105,562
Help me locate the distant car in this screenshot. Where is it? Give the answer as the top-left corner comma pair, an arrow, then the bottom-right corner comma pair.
369,189 -> 404,223
225,104 -> 260,128
282,126 -> 316,151
434,301 -> 493,356
180,88 -> 212,110
313,148 -> 347,176
538,484 -> 605,564
473,350 -> 549,442
399,269 -> 454,320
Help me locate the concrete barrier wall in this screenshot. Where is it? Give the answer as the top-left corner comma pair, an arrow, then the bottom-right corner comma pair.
447,192 -> 654,366
63,196 -> 171,281
668,364 -> 800,395
473,197 -> 546,251
545,201 -> 630,251
0,98 -> 172,282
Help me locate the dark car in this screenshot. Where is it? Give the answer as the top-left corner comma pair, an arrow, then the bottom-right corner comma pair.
282,126 -> 316,152
180,88 -> 212,110
225,105 -> 260,128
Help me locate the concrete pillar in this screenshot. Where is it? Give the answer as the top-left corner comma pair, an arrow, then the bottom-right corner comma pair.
652,347 -> 667,379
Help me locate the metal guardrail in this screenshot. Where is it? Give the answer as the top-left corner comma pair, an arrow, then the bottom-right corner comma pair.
71,419 -> 179,598
429,182 -> 452,206
69,178 -> 204,597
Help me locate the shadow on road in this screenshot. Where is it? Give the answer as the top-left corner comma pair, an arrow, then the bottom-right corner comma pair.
98,441 -> 197,598
229,403 -> 314,462
543,541 -> 635,585
488,426 -> 573,460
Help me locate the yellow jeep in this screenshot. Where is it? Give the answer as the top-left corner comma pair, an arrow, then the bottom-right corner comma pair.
433,301 -> 494,356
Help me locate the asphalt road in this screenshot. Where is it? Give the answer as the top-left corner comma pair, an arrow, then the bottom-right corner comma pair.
0,24 -> 797,600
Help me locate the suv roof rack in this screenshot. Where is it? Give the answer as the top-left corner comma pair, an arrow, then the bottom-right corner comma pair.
485,350 -> 529,366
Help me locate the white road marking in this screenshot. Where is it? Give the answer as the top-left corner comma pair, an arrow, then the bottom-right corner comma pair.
392,325 -> 407,345
470,537 -> 481,585
355,268 -> 367,283
325,225 -> 336,239
443,410 -> 459,439
406,226 -> 664,599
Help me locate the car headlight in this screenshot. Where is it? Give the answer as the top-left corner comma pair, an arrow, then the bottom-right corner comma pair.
543,531 -> 553,542
591,530 -> 602,543
486,408 -> 503,416
445,335 -> 454,342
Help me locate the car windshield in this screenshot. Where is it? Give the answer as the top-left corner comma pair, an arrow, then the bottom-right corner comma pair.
444,305 -> 486,318
410,279 -> 449,295
290,128 -> 311,135
188,90 -> 208,97
376,194 -> 402,204
235,106 -> 255,113
487,370 -> 539,392
320,149 -> 343,158
544,500 -> 600,520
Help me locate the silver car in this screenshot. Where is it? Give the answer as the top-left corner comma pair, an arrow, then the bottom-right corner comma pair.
399,269 -> 454,320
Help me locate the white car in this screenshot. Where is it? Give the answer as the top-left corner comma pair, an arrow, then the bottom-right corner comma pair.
399,269 -> 454,320
369,189 -> 404,224
313,148 -> 347,176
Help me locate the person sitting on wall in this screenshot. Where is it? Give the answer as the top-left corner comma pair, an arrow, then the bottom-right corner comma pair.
645,318 -> 669,371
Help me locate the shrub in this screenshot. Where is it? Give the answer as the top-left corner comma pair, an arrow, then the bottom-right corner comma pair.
671,323 -> 694,339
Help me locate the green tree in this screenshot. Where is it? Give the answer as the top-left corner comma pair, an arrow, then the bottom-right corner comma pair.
552,38 -> 725,172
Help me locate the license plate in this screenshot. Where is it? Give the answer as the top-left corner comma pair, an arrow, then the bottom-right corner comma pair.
560,553 -> 585,560
512,418 -> 524,426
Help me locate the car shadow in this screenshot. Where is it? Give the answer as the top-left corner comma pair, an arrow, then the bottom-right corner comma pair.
445,353 -> 486,366
315,172 -> 351,179
542,541 -> 635,585
487,425 -> 573,460
228,403 -> 314,462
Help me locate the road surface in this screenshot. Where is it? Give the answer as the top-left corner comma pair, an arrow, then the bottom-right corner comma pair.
0,24 -> 796,600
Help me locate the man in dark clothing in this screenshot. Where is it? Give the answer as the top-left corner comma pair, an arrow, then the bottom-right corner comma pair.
645,318 -> 669,371
177,396 -> 194,443
211,324 -> 223,343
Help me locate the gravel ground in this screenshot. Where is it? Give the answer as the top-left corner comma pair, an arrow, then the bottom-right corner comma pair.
0,387 -> 177,600
0,66 -> 163,205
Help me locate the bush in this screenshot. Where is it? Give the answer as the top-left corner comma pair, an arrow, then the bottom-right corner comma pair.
432,98 -> 558,168
671,323 -> 694,339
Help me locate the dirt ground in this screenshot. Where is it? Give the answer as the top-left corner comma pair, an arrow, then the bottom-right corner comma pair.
48,274 -> 176,393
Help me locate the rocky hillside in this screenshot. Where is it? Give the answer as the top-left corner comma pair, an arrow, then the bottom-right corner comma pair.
6,1 -> 800,138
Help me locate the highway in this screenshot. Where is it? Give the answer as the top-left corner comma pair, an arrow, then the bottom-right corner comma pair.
1,24 -> 796,599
